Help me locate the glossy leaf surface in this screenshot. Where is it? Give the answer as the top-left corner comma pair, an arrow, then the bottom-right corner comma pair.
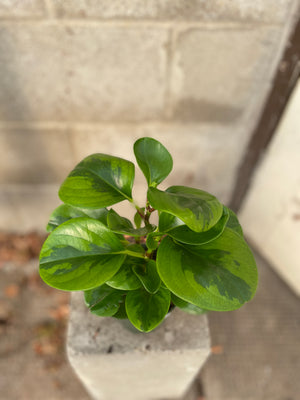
84,284 -> 125,317
134,137 -> 173,187
107,209 -> 155,237
59,154 -> 135,208
148,186 -> 223,232
171,293 -> 207,315
225,207 -> 243,236
133,260 -> 161,294
39,218 -> 126,291
126,287 -> 171,332
106,257 -> 143,290
47,204 -> 108,232
165,207 -> 229,245
157,228 -> 257,311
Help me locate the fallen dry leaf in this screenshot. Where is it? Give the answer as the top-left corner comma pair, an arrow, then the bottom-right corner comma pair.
4,284 -> 20,298
211,345 -> 224,355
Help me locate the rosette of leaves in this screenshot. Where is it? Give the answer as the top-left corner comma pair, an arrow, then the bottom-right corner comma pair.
39,137 -> 258,332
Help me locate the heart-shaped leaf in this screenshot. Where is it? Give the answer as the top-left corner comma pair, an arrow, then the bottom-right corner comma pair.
165,207 -> 229,245
156,229 -> 257,311
148,186 -> 223,232
125,287 -> 171,332
107,209 -> 156,237
133,260 -> 161,294
134,137 -> 173,187
59,154 -> 135,209
39,218 -> 126,291
47,204 -> 109,232
171,293 -> 207,315
106,257 -> 143,291
84,284 -> 126,317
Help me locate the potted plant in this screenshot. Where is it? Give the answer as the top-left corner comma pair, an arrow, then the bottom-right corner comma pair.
39,137 -> 258,333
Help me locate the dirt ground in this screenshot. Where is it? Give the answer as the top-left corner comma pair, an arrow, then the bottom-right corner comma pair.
0,233 -> 299,400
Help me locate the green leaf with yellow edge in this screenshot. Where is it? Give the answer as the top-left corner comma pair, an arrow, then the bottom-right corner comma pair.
59,154 -> 135,209
148,186 -> 223,233
133,260 -> 161,294
134,137 -> 173,187
39,218 -> 126,291
156,228 -> 257,311
125,287 -> 171,332
47,204 -> 108,232
84,284 -> 126,317
106,257 -> 142,291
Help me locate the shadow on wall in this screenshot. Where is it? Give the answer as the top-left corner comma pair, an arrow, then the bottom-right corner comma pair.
0,28 -> 68,184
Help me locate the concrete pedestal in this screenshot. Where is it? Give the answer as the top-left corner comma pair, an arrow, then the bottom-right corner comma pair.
67,292 -> 210,400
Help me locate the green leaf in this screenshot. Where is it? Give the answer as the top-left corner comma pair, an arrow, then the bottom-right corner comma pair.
47,204 -> 109,232
106,257 -> 143,291
145,232 -> 161,251
156,229 -> 257,311
112,300 -> 128,319
225,207 -> 243,236
134,137 -> 173,187
84,284 -> 126,317
134,208 -> 145,229
39,218 -> 126,291
171,293 -> 207,315
125,287 -> 171,332
133,260 -> 161,294
107,209 -> 156,237
59,154 -> 135,209
165,207 -> 229,245
148,186 -> 223,232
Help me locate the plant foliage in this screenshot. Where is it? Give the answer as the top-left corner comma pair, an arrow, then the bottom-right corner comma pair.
39,137 -> 258,332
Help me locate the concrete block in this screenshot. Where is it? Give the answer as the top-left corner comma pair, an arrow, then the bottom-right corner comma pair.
67,292 -> 210,400
0,24 -> 168,122
53,0 -> 295,23
0,128 -> 75,183
0,184 -> 60,232
170,27 -> 282,124
0,0 -> 45,18
239,80 -> 300,296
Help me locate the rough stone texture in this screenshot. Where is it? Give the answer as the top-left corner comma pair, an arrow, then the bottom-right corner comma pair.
170,27 -> 282,127
0,184 -> 59,232
0,128 -> 75,183
0,0 -> 45,18
53,0 -> 296,23
239,80 -> 300,296
0,24 -> 168,122
67,292 -> 210,400
200,251 -> 300,400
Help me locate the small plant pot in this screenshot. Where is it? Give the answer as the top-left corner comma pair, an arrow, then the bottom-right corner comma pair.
67,292 -> 211,400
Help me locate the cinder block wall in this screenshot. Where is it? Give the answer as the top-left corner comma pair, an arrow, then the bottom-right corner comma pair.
0,0 -> 298,231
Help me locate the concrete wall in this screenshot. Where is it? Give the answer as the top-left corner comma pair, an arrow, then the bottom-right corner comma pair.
0,0 -> 299,231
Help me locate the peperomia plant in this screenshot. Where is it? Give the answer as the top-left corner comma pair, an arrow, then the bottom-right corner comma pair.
39,137 -> 258,332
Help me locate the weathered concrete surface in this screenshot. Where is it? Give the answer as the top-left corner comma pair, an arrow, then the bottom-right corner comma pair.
0,128 -> 75,184
170,27 -> 282,126
239,80 -> 300,296
0,24 -> 168,122
53,0 -> 296,23
67,292 -> 210,400
0,0 -> 45,18
199,250 -> 300,400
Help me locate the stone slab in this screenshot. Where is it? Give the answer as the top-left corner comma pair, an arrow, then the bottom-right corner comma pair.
170,27 -> 282,125
239,80 -> 300,296
0,24 -> 168,122
0,0 -> 45,18
53,0 -> 296,23
67,292 -> 210,400
0,128 -> 75,183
